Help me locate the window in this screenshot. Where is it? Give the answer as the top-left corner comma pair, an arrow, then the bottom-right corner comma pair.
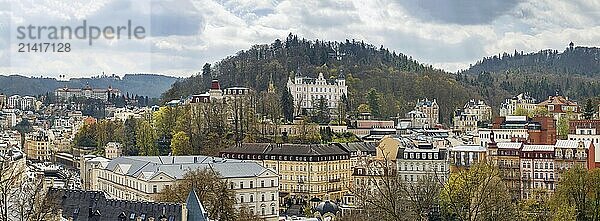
271,194 -> 275,201
152,185 -> 157,193
261,194 -> 265,202
272,207 -> 275,215
240,182 -> 244,189
261,180 -> 265,187
250,195 -> 254,202
271,180 -> 275,187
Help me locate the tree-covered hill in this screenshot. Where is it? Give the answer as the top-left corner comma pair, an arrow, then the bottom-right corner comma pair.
457,45 -> 600,108
0,74 -> 179,98
162,34 -> 476,124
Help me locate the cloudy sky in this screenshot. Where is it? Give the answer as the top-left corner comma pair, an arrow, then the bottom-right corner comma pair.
0,0 -> 598,78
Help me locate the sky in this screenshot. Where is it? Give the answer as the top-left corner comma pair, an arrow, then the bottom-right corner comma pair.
0,0 -> 598,78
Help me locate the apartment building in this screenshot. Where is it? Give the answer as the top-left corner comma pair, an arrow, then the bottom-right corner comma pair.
220,143 -> 362,203
500,93 -> 537,117
414,98 -> 439,126
25,131 -> 53,161
287,72 -> 347,115
396,138 -> 449,184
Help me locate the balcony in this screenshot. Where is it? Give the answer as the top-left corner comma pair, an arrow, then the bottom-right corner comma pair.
498,164 -> 520,169
327,188 -> 342,193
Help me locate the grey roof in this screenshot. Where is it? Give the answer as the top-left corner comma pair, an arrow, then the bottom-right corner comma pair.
186,189 -> 208,221
221,143 -> 351,156
104,156 -> 269,181
48,188 -> 183,221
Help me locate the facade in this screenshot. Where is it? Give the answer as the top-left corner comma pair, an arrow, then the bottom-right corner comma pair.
55,84 -> 121,101
220,143 -> 361,203
568,120 -> 600,143
487,140 -> 523,199
104,142 -> 123,159
6,95 -> 37,110
453,100 -> 492,134
396,138 -> 449,184
0,93 -> 5,109
414,98 -> 439,126
500,93 -> 537,117
189,80 -> 252,104
348,118 -> 396,139
537,95 -> 580,120
84,155 -> 279,220
448,145 -> 487,172
477,116 -> 556,147
25,131 -> 52,161
520,145 -> 555,199
287,72 -> 347,115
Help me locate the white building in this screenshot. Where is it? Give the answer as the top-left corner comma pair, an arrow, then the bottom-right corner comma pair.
85,155 -> 279,220
287,72 -> 347,115
104,142 -> 123,159
500,93 -> 537,117
453,100 -> 492,134
414,98 -> 439,126
55,84 -> 120,101
396,138 -> 449,183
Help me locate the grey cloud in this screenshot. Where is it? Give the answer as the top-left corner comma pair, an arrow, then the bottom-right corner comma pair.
398,0 -> 522,25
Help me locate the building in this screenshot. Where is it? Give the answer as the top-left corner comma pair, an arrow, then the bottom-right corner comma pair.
220,143 -> 363,204
554,140 -> 595,177
402,110 -> 429,129
348,116 -> 396,139
500,93 -> 537,117
448,145 -> 487,172
396,138 -> 449,184
414,98 -> 439,126
6,95 -> 37,110
287,71 -> 347,115
0,93 -> 5,109
520,144 -> 555,199
537,95 -> 579,120
188,80 -> 252,104
487,138 -> 523,199
453,100 -> 492,134
25,131 -> 53,162
568,120 -> 600,143
105,142 -> 123,159
55,84 -> 121,101
85,155 -> 279,220
47,187 -> 188,221
477,116 -> 556,147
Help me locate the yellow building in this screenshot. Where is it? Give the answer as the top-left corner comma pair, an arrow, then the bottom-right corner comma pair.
25,132 -> 53,162
220,143 -> 360,202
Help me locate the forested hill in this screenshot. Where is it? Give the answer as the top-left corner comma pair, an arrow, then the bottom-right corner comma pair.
0,74 -> 179,98
456,45 -> 600,109
162,34 -> 476,124
462,45 -> 600,77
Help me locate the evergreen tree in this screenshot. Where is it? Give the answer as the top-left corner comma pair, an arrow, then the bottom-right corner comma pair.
583,98 -> 596,120
367,88 -> 381,118
202,63 -> 212,88
281,87 -> 294,122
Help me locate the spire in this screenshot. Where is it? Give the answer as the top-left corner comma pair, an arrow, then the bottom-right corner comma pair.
268,73 -> 276,94
186,189 -> 208,221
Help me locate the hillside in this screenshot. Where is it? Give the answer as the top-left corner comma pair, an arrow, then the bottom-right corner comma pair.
0,74 -> 179,98
458,45 -> 600,107
162,34 -> 477,124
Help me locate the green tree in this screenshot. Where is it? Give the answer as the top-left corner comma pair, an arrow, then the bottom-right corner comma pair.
312,97 -> 330,124
550,166 -> 600,221
281,87 -> 294,122
514,107 -> 530,117
171,131 -> 192,155
136,119 -> 158,156
532,106 -> 550,117
557,114 -> 570,139
583,98 -> 597,120
367,88 -> 382,118
357,103 -> 371,114
157,169 -> 236,221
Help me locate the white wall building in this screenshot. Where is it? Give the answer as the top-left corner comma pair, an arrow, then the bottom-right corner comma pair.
287,72 -> 347,115
500,93 -> 537,117
84,155 -> 280,220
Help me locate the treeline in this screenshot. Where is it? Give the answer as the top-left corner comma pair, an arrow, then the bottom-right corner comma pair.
162,33 -> 475,124
0,74 -> 178,98
463,46 -> 600,77
458,46 -> 600,109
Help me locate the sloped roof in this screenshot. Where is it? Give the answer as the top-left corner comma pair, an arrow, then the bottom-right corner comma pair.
186,189 -> 208,221
522,145 -> 554,152
496,142 -> 523,149
555,139 -> 592,149
104,156 -> 267,181
221,143 -> 350,156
